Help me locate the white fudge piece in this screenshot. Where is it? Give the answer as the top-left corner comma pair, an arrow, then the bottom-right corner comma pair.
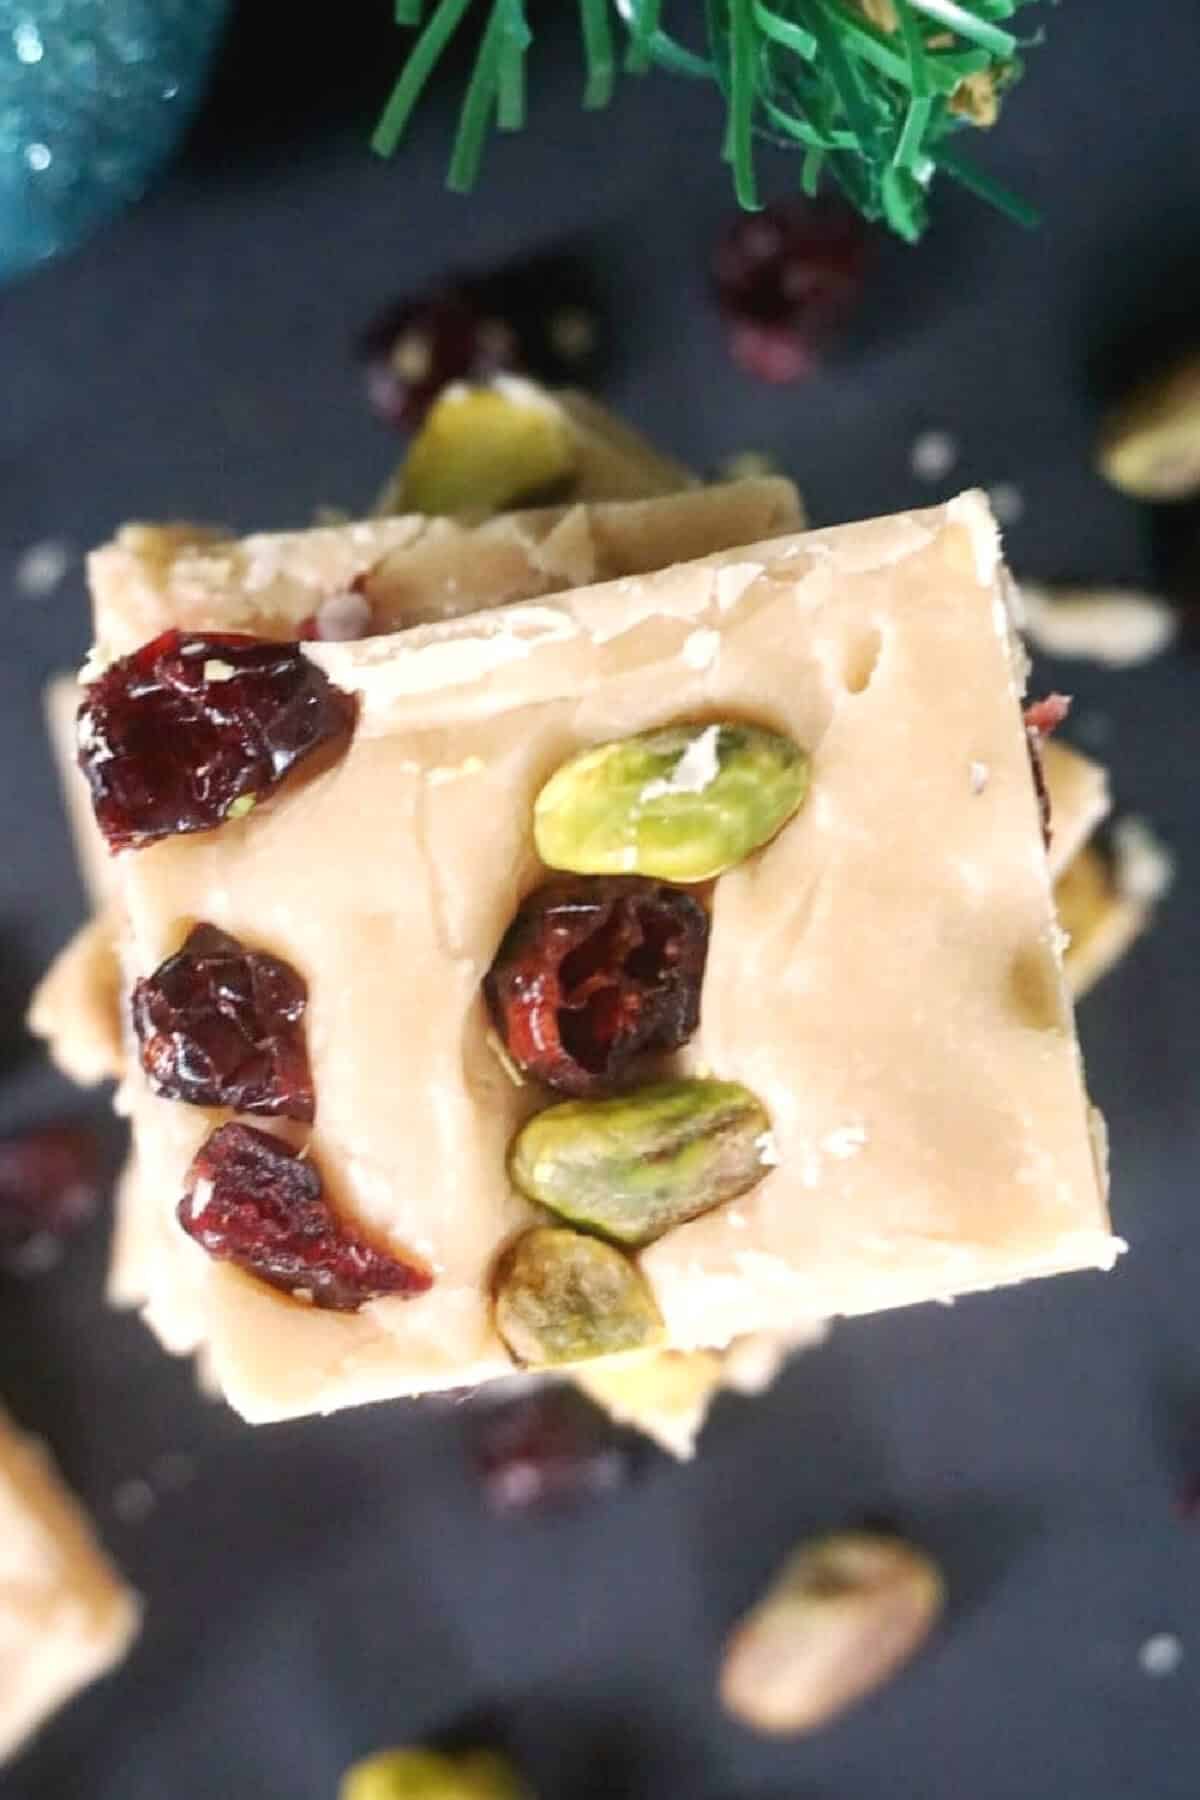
0,1410 -> 138,1765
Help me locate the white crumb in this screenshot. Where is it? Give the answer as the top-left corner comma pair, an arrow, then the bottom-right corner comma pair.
314,590 -> 372,642
987,482 -> 1025,525
1139,1634 -> 1183,1677
14,538 -> 70,597
969,760 -> 989,794
755,1130 -> 781,1168
1112,817 -> 1174,906
822,1123 -> 868,1159
202,659 -> 237,682
641,726 -> 722,802
910,429 -> 958,483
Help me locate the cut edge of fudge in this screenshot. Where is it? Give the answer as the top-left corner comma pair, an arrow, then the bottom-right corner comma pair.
88,477 -> 802,654
0,1408 -> 139,1766
96,493 -> 1119,1423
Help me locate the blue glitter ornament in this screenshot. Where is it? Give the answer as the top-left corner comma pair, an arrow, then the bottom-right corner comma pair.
0,0 -> 230,283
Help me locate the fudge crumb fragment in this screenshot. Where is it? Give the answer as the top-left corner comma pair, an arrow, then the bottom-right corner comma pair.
111,1478 -> 156,1526
910,430 -> 958,483
1139,1633 -> 1183,1677
15,539 -> 70,598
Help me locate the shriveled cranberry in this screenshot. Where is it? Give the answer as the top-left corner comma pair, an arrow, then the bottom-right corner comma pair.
178,1122 -> 430,1311
0,1126 -> 101,1269
713,200 -> 869,384
1024,692 -> 1072,848
133,925 -> 314,1122
468,1387 -> 639,1518
358,252 -> 603,431
78,631 -> 358,852
484,878 -> 709,1096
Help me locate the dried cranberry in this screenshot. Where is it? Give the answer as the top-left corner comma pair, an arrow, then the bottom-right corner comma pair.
1024,693 -> 1072,848
178,1122 -> 430,1311
1176,1477 -> 1200,1522
360,287 -> 520,431
78,631 -> 357,852
358,253 -> 603,431
713,200 -> 868,384
468,1387 -> 638,1518
484,878 -> 709,1096
133,925 -> 314,1122
0,1126 -> 101,1268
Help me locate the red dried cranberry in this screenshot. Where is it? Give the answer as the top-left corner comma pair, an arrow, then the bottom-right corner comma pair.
713,200 -> 868,384
178,1122 -> 430,1311
133,925 -> 314,1122
360,287 -> 519,431
358,254 -> 603,431
78,631 -> 357,852
468,1387 -> 638,1517
1175,1477 -> 1200,1523
0,1126 -> 101,1267
1024,693 -> 1072,848
484,878 -> 709,1096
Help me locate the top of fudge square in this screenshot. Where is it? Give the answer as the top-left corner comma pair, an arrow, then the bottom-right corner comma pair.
95,491 -> 1115,1422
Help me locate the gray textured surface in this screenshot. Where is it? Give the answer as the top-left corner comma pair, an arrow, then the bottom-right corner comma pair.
2,4 -> 1200,1795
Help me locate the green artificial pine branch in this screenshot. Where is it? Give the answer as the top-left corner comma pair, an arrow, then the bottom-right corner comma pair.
372,0 -> 1047,239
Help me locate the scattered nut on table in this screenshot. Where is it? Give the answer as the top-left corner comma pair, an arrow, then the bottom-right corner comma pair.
719,1529 -> 944,1736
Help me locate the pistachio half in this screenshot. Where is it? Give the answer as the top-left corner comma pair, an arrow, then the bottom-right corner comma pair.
398,384 -> 577,517
340,1747 -> 529,1800
509,1079 -> 773,1247
493,1226 -> 663,1366
1098,352 -> 1200,501
719,1531 -> 944,1736
533,722 -> 809,882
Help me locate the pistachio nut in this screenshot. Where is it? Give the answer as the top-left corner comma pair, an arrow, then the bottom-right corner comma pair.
493,1226 -> 663,1366
340,1748 -> 529,1800
533,722 -> 809,882
398,383 -> 577,518
508,1079 -> 774,1247
1098,352 -> 1200,501
719,1531 -> 944,1737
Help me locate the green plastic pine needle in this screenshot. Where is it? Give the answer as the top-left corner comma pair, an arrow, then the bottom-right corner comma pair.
580,0 -> 617,107
374,0 -> 1050,240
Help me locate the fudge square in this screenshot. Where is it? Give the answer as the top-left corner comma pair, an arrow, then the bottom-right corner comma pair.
93,491 -> 1115,1422
0,1410 -> 138,1764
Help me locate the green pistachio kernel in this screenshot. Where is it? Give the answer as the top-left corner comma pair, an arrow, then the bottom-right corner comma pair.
398,384 -> 578,518
493,1226 -> 663,1367
533,722 -> 808,882
339,1747 -> 528,1800
508,1079 -> 774,1248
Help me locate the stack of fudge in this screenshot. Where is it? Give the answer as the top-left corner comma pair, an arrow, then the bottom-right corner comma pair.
16,379 -> 1143,1754
26,381 -> 1131,1476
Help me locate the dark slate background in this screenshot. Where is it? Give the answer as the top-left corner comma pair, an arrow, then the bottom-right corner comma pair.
2,4 -> 1200,1796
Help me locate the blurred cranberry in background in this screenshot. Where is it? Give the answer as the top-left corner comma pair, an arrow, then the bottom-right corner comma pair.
713,199 -> 870,384
0,1126 -> 102,1272
467,1385 -> 641,1518
359,249 -> 605,430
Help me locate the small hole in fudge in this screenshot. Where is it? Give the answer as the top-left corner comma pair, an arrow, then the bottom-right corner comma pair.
843,627 -> 882,695
558,986 -> 626,1074
1010,946 -> 1066,1033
